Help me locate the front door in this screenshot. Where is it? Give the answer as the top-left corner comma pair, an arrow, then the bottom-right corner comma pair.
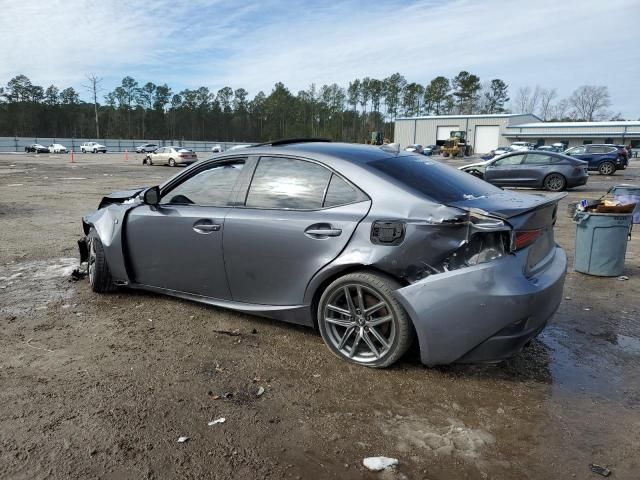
223,156 -> 370,306
484,153 -> 526,186
125,159 -> 246,299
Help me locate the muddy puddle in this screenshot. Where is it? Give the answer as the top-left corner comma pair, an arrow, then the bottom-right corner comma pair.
0,257 -> 79,315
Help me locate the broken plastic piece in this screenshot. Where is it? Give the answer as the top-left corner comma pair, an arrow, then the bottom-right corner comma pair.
257,386 -> 265,397
208,417 -> 226,426
589,464 -> 611,477
362,456 -> 398,471
177,436 -> 189,443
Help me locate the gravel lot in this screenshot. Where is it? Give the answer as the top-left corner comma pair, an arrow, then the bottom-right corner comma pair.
1,151 -> 639,479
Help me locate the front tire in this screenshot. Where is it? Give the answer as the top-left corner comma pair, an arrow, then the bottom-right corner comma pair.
598,161 -> 615,175
317,271 -> 413,368
87,232 -> 116,293
543,173 -> 566,192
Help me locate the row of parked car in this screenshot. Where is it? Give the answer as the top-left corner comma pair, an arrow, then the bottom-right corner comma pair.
25,142 -> 108,154
456,142 -> 634,191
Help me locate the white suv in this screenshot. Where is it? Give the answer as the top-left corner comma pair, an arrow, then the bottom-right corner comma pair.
80,141 -> 107,153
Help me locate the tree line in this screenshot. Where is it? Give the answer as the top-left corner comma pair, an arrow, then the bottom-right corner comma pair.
0,72 -> 623,143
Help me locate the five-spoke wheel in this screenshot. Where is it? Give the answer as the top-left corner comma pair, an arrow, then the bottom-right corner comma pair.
318,272 -> 413,368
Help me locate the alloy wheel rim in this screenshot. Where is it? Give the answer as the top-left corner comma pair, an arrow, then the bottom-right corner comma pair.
88,241 -> 96,285
602,163 -> 613,175
323,283 -> 396,363
548,175 -> 563,190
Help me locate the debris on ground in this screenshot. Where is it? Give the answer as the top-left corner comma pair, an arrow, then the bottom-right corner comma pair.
177,436 -> 190,443
69,268 -> 86,281
257,386 -> 265,397
617,275 -> 629,281
212,329 -> 241,336
208,417 -> 226,426
363,456 -> 399,471
589,464 -> 611,477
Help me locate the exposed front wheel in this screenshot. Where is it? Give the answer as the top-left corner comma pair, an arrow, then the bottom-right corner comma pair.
317,272 -> 413,368
543,173 -> 566,192
88,232 -> 117,293
598,161 -> 615,175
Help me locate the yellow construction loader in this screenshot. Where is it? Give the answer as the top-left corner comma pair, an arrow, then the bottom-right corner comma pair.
440,130 -> 472,157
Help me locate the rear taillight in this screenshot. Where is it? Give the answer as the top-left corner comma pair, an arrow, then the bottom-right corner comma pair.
514,229 -> 542,250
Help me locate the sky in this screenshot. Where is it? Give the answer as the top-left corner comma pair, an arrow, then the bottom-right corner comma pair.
1,0 -> 639,118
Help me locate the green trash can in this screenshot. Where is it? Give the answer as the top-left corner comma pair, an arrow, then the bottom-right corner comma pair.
574,211 -> 633,276
611,184 -> 640,223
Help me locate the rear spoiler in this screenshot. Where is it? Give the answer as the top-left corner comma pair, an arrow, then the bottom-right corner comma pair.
448,192 -> 566,220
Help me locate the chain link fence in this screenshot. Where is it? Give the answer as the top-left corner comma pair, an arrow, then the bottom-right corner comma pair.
0,137 -> 251,153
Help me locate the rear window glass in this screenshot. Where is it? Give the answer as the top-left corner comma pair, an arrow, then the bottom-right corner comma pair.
369,154 -> 501,203
323,174 -> 368,207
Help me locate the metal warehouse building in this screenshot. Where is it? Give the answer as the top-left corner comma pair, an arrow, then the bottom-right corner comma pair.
394,115 -> 640,154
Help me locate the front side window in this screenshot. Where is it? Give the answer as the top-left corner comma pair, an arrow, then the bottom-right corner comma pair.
245,156 -> 331,209
567,146 -> 585,155
160,160 -> 245,206
494,154 -> 525,166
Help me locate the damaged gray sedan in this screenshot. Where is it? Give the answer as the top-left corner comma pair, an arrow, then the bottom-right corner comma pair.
79,140 -> 567,368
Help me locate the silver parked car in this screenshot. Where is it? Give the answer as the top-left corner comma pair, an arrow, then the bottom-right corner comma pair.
143,146 -> 198,167
460,150 -> 589,192
79,140 -> 567,368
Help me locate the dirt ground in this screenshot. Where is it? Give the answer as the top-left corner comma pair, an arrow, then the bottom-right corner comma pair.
1,151 -> 639,480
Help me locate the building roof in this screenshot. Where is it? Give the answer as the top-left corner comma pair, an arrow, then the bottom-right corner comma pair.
508,121 -> 640,128
396,113 -> 543,121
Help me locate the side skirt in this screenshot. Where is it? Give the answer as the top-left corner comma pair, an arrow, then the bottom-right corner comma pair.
128,283 -> 314,327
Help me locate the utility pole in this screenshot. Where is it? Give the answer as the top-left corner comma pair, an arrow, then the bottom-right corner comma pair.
83,74 -> 103,139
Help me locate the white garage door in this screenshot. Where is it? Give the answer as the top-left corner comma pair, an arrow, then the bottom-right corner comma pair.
474,125 -> 500,154
436,126 -> 459,141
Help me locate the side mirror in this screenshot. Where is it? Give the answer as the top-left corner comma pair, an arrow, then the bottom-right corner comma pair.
143,186 -> 160,206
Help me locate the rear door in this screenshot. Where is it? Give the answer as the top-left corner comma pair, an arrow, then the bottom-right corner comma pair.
520,152 -> 555,186
125,158 -> 246,298
484,153 -> 527,186
223,156 -> 370,305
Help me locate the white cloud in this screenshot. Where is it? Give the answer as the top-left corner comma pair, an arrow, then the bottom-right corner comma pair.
0,0 -> 638,117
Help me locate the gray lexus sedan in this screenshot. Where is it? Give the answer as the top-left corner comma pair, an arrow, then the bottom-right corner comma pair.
79,140 -> 567,368
459,150 -> 589,191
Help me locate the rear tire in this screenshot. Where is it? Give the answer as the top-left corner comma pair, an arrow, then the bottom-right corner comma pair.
543,173 -> 566,192
87,232 -> 117,293
598,161 -> 615,175
169,158 -> 176,167
317,271 -> 414,368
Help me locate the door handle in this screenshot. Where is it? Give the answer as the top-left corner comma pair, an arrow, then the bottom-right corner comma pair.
304,224 -> 342,238
193,221 -> 221,234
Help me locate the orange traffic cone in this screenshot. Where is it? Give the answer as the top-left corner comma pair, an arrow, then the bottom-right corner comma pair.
124,149 -> 129,161
70,149 -> 75,163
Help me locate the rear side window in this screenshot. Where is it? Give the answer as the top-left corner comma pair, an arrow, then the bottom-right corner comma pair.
369,155 -> 501,204
524,153 -> 553,165
323,174 -> 367,207
245,156 -> 331,209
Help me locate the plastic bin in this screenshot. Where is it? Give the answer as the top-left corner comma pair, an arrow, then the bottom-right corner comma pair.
611,184 -> 640,223
574,211 -> 633,276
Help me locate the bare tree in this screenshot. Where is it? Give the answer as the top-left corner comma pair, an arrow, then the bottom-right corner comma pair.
550,98 -> 571,120
568,85 -> 611,121
537,88 -> 557,121
513,85 -> 541,114
83,74 -> 103,138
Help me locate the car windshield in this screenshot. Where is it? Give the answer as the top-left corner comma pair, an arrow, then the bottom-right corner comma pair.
369,154 -> 501,203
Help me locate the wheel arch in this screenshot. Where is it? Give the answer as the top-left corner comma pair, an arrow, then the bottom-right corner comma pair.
306,264 -> 409,330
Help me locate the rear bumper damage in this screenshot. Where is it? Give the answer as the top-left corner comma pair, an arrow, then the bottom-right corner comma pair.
394,246 -> 567,366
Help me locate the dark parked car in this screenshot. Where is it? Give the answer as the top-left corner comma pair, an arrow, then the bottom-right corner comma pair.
79,140 -> 566,368
136,143 -> 159,153
423,144 -> 440,156
460,150 -> 588,192
25,143 -> 49,153
564,144 -> 625,174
